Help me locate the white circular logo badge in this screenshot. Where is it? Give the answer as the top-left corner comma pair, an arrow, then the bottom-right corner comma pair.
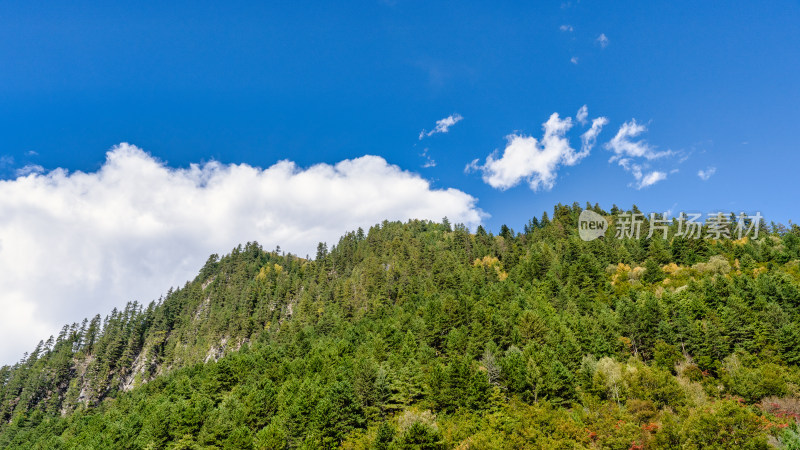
578,210 -> 608,241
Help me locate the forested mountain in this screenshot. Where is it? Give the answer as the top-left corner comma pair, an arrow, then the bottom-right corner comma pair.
2,203 -> 800,449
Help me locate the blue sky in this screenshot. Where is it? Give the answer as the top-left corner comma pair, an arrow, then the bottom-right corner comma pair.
0,1 -> 798,363
2,0 -> 798,227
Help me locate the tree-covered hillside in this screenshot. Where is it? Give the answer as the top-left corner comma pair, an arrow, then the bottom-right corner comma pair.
2,203 -> 800,449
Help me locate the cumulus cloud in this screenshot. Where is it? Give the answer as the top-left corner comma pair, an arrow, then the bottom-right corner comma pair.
570,57 -> 579,65
0,144 -> 484,364
560,24 -> 574,32
597,33 -> 609,48
470,109 -> 607,191
419,114 -> 463,139
698,167 -> 716,180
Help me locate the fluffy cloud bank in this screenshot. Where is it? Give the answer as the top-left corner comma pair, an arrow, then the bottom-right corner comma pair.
468,107 -> 607,191
0,144 -> 484,364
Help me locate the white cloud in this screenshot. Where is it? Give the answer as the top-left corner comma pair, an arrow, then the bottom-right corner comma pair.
597,33 -> 609,48
420,148 -> 436,168
560,24 -> 574,32
0,143 -> 484,365
698,166 -> 716,180
419,114 -> 463,139
576,105 -> 588,125
570,57 -> 579,65
605,120 -> 673,188
15,164 -> 44,177
580,116 -> 610,157
605,119 -> 672,162
471,109 -> 607,191
638,171 -> 667,188
618,158 -> 668,189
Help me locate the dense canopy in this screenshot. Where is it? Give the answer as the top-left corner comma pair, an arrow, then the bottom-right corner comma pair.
2,203 -> 800,448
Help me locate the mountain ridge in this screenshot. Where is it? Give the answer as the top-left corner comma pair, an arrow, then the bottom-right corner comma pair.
2,203 -> 800,448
